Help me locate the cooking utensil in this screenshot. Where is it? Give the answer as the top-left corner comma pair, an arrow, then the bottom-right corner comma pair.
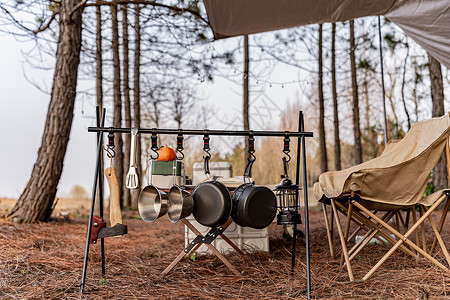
138,184 -> 169,222
126,128 -> 139,189
192,179 -> 232,227
105,166 -> 123,226
191,138 -> 232,228
231,155 -> 277,229
168,185 -> 194,223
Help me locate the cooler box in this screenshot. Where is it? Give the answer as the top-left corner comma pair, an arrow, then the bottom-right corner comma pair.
186,161 -> 269,255
150,161 -> 185,189
193,161 -> 233,184
185,216 -> 270,254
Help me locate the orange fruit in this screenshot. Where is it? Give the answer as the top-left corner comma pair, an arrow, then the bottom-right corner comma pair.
157,146 -> 176,161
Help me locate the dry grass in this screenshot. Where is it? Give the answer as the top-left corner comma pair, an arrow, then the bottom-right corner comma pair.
0,200 -> 449,299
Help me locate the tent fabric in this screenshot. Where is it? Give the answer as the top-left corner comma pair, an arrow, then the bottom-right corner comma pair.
313,113 -> 450,208
203,0 -> 450,68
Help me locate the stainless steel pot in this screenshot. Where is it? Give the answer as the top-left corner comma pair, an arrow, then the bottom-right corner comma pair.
168,185 -> 194,223
138,185 -> 169,222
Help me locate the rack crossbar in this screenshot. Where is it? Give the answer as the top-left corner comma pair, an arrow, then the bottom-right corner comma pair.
88,127 -> 313,137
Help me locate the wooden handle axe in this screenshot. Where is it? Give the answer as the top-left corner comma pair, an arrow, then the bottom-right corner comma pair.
105,167 -> 123,226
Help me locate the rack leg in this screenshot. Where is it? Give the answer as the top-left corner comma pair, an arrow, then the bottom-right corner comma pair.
298,111 -> 311,299
80,108 -> 106,293
96,107 -> 106,278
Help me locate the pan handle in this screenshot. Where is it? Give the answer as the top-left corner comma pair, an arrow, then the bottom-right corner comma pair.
243,158 -> 256,179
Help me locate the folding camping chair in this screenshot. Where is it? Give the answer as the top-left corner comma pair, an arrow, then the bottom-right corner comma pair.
314,113 -> 450,281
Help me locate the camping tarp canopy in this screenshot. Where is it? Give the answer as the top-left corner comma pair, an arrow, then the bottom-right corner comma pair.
203,0 -> 450,68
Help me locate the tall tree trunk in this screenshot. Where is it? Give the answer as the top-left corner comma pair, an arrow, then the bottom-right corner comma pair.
95,4 -> 104,215
331,23 -> 341,171
122,4 -> 131,207
401,44 -> 411,130
243,35 -> 250,161
131,3 -> 141,209
428,53 -> 447,191
8,0 -> 84,223
318,24 -> 328,173
350,20 -> 362,165
111,3 -> 124,208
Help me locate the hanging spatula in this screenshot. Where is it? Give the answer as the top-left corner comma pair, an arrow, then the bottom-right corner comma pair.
126,128 -> 139,189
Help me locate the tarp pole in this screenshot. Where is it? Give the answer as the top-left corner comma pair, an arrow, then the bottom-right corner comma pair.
378,16 -> 388,146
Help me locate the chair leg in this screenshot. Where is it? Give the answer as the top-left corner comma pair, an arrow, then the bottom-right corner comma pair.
430,197 -> 450,254
340,203 -> 354,266
423,205 -> 450,266
419,205 -> 427,252
348,211 -> 395,261
351,196 -> 449,280
334,201 -> 416,258
331,200 -> 354,281
412,207 -> 420,256
397,211 -> 408,233
322,203 -> 335,257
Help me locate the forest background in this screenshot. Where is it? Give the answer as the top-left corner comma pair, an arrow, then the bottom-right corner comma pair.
0,0 -> 448,223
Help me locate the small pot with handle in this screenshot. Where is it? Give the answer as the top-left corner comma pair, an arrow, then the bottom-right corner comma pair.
192,148 -> 232,228
231,157 -> 277,229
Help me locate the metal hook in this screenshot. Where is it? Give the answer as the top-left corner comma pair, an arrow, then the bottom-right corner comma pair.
103,145 -> 115,168
248,151 -> 256,160
176,130 -> 184,160
283,131 -> 291,163
150,129 -> 159,160
203,130 -> 211,175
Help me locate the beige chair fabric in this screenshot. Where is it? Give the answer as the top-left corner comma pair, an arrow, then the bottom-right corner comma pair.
314,113 -> 450,207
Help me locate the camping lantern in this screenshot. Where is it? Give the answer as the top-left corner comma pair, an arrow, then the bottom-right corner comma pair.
274,177 -> 302,225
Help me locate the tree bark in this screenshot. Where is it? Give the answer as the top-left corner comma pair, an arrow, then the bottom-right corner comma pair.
243,35 -> 250,161
428,53 -> 447,192
111,3 -> 124,208
331,23 -> 341,171
131,3 -> 141,209
318,24 -> 328,173
350,20 -> 362,165
95,4 -> 104,215
122,4 -> 131,207
8,0 -> 84,223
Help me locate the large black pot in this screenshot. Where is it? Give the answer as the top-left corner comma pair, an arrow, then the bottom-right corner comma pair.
192,180 -> 232,227
231,183 -> 277,229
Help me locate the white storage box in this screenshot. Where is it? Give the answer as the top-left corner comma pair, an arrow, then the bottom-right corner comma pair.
185,216 -> 270,255
193,161 -> 233,185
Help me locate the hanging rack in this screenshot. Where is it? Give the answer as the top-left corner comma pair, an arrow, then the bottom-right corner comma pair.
81,108 -> 313,295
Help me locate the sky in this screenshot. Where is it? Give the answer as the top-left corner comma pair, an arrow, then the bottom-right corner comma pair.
0,32 -> 303,199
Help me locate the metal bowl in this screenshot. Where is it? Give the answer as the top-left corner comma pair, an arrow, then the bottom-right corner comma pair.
138,185 -> 169,222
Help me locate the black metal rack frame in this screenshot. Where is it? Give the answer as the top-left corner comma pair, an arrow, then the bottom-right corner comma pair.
80,108 -> 313,298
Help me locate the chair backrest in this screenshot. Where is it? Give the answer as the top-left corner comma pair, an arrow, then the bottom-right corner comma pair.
314,113 -> 450,207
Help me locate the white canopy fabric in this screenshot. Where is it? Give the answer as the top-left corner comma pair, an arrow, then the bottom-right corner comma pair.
203,0 -> 450,68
